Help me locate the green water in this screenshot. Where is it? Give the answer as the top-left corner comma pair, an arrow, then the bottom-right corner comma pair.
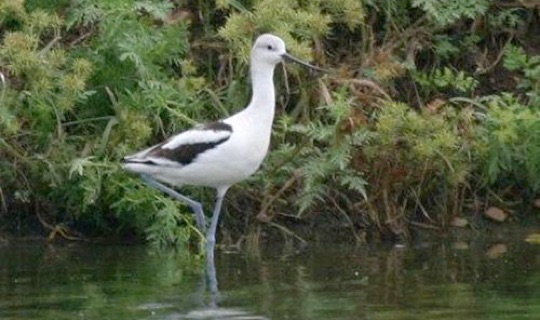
1,237 -> 539,319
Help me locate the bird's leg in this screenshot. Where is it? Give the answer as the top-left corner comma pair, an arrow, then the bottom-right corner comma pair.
140,174 -> 207,233
203,187 -> 228,307
206,187 -> 229,250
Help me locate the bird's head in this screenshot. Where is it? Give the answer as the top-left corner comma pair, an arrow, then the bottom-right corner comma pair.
251,34 -> 324,72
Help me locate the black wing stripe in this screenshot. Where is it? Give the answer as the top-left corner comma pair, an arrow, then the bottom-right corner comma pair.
146,136 -> 231,166
122,121 -> 233,166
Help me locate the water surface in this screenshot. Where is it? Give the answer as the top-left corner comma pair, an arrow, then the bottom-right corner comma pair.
1,236 -> 539,319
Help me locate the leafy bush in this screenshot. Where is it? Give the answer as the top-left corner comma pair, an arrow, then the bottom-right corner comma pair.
255,89 -> 370,215
1,0 -> 539,245
412,0 -> 491,26
480,94 -> 540,192
0,0 -> 203,245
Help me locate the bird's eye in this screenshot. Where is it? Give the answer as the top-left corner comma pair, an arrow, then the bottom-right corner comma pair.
267,45 -> 273,50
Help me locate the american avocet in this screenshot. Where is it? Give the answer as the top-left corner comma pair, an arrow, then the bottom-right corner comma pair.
122,34 -> 323,250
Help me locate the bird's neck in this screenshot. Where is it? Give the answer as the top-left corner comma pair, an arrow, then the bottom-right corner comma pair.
246,62 -> 276,117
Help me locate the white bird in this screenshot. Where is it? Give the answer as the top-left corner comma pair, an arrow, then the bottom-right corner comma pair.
122,34 -> 323,250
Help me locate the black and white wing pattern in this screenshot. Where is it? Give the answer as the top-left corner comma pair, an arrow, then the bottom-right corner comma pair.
123,121 -> 233,167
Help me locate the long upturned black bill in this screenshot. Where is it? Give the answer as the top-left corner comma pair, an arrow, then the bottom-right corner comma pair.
282,53 -> 326,72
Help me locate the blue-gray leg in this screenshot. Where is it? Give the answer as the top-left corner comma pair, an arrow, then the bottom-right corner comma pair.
205,187 -> 229,250
204,187 -> 228,307
140,174 -> 207,233
140,178 -> 228,308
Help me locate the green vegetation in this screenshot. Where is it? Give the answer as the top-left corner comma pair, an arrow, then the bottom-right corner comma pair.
1,0 -> 539,246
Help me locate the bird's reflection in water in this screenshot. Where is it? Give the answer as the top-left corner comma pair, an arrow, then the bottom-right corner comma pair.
179,246 -> 268,320
204,245 -> 220,308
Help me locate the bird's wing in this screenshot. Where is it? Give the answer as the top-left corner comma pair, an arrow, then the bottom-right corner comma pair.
123,121 -> 233,167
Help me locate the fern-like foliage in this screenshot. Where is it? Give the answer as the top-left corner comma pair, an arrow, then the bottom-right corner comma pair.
504,45 -> 540,107
414,67 -> 478,96
218,0 -> 364,63
0,0 -> 205,246
480,93 -> 540,191
412,0 -> 491,26
257,90 -> 369,216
